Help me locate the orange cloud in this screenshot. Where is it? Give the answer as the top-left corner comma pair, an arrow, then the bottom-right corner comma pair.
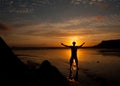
0,22 -> 13,30
95,16 -> 106,21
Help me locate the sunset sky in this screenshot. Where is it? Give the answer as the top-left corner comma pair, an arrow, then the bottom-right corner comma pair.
0,0 -> 120,47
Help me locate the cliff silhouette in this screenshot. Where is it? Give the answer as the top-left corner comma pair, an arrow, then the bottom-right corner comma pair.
93,39 -> 120,48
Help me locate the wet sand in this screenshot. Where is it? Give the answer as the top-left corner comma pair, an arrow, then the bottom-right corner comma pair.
67,65 -> 120,86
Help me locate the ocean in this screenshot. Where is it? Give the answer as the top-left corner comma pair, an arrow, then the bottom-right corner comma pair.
13,48 -> 120,86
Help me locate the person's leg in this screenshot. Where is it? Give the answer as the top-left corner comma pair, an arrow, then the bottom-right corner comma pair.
74,70 -> 78,81
69,69 -> 72,79
70,57 -> 73,70
75,57 -> 79,70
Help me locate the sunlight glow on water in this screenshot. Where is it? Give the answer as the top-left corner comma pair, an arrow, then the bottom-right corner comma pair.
13,49 -> 120,65
13,49 -> 120,83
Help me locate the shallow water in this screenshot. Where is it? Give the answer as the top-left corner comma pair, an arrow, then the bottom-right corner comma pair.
13,48 -> 120,86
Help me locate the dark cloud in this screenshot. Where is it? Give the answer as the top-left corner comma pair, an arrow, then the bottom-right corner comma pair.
89,1 -> 110,10
1,0 -> 120,27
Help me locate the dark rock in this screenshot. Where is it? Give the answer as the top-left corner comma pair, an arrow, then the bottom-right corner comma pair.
0,37 -> 70,86
0,37 -> 29,86
37,60 -> 70,86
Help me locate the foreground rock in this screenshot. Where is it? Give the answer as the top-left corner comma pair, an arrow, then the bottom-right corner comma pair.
0,37 -> 70,86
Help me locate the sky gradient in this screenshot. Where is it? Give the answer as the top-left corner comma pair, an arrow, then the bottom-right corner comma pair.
0,0 -> 120,47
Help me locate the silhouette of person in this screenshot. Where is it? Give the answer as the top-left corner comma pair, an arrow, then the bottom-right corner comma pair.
61,41 -> 85,70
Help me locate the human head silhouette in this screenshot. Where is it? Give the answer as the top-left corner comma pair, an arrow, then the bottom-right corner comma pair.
72,41 -> 76,46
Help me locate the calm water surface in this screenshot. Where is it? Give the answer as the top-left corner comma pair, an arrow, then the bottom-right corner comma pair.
13,49 -> 120,85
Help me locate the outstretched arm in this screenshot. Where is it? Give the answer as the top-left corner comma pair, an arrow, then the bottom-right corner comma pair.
61,43 -> 69,47
78,42 -> 85,47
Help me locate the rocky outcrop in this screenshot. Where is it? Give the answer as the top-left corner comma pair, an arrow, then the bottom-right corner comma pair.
0,37 -> 30,86
0,37 -> 69,86
93,39 -> 120,48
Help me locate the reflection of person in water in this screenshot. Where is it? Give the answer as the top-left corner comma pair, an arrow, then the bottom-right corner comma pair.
61,41 -> 85,70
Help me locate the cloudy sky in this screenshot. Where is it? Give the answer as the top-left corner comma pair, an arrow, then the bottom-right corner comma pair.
0,0 -> 120,47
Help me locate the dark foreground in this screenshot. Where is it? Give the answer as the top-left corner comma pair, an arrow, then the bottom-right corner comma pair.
0,37 -> 71,86
1,37 -> 120,86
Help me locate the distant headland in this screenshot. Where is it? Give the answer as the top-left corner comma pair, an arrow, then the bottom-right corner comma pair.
93,39 -> 120,48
